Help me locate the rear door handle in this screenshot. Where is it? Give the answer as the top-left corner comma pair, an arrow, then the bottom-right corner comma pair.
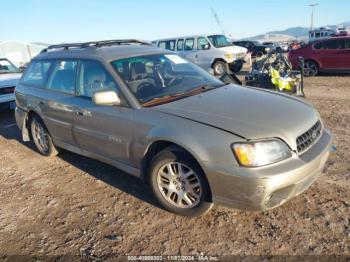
39,101 -> 45,105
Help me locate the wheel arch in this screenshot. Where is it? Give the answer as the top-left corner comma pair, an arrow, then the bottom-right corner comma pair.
211,58 -> 227,69
141,139 -> 212,200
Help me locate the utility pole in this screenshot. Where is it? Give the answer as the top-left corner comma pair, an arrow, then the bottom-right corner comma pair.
309,3 -> 319,30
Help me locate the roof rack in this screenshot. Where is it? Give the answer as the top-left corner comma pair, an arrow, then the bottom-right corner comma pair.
41,39 -> 152,52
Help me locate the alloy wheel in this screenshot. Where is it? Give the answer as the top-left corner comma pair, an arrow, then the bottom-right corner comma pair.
32,120 -> 49,154
156,162 -> 202,209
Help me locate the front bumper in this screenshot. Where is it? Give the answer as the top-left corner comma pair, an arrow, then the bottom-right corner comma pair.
228,59 -> 245,72
205,129 -> 332,211
0,94 -> 15,104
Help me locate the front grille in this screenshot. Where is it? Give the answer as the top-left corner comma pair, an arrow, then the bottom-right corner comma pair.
296,120 -> 322,153
0,86 -> 15,95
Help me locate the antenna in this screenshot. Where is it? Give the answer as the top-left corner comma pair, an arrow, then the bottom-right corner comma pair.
210,7 -> 225,35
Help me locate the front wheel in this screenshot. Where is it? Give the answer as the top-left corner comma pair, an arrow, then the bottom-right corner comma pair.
149,147 -> 213,217
303,60 -> 319,77
30,115 -> 59,157
212,61 -> 227,76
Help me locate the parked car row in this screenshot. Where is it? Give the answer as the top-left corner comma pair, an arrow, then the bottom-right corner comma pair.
13,39 -> 332,216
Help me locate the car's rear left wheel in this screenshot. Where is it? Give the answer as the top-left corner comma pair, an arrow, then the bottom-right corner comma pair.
30,115 -> 59,157
303,60 -> 319,77
149,147 -> 213,217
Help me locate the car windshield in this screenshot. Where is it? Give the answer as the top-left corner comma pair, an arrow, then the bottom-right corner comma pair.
207,35 -> 233,48
111,54 -> 224,106
0,59 -> 19,74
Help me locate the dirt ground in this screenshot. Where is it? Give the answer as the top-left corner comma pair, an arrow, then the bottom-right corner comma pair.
0,72 -> 349,260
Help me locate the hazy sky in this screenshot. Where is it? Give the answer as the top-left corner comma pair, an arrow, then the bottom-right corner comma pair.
2,0 -> 349,43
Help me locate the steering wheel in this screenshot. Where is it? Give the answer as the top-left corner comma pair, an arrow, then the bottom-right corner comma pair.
136,82 -> 160,99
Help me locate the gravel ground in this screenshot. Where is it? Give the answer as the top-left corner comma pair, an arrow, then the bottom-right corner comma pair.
0,74 -> 349,260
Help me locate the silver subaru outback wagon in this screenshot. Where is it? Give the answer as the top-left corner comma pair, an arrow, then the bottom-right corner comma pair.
15,40 -> 332,217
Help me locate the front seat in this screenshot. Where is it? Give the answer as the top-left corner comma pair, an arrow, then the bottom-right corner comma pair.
84,67 -> 107,97
130,62 -> 147,80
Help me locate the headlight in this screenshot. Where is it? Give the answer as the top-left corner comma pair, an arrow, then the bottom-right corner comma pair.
232,140 -> 292,167
225,53 -> 234,59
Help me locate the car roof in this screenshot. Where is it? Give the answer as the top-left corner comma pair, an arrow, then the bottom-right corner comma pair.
154,34 -> 223,42
34,42 -> 169,62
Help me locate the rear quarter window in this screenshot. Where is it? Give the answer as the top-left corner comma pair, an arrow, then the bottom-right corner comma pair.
22,60 -> 53,88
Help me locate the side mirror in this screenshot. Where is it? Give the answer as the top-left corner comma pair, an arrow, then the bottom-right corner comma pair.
203,44 -> 210,50
92,90 -> 121,106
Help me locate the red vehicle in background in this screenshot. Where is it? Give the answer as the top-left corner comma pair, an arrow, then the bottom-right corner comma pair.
288,36 -> 350,76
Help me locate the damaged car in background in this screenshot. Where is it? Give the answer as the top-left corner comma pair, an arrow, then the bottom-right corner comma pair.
15,40 -> 332,217
0,58 -> 21,110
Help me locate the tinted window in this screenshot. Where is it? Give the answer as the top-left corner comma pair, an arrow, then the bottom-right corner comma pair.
177,39 -> 184,51
22,60 -> 52,87
77,60 -> 119,98
323,39 -> 345,49
314,42 -> 323,49
184,38 -> 194,50
46,60 -> 77,94
346,39 -> 350,49
197,37 -> 210,50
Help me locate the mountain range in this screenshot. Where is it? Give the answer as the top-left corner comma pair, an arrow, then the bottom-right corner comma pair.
243,21 -> 350,42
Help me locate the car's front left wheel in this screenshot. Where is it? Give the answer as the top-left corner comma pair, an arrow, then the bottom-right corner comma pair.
30,115 -> 59,157
149,146 -> 213,217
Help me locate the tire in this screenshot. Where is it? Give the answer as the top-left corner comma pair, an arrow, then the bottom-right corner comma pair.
30,115 -> 59,157
149,146 -> 213,217
303,60 -> 319,77
212,61 -> 227,76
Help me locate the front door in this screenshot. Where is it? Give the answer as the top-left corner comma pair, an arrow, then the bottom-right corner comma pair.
72,60 -> 133,165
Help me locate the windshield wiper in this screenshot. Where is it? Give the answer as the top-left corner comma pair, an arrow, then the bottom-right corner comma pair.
142,84 -> 222,107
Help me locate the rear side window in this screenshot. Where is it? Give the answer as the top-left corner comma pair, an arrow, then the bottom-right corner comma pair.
22,60 -> 52,88
184,38 -> 194,50
323,39 -> 345,50
46,60 -> 78,95
345,39 -> 350,49
158,40 -> 175,51
77,60 -> 119,98
177,39 -> 184,51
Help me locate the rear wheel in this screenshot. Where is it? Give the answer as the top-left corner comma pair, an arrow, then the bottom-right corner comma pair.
30,115 -> 59,157
149,147 -> 213,217
303,60 -> 319,77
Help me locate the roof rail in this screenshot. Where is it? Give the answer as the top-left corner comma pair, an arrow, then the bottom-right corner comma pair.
41,39 -> 152,52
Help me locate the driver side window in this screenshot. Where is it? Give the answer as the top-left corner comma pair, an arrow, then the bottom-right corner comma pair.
77,60 -> 119,98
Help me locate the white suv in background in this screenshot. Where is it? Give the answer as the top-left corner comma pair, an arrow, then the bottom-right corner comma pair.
153,34 -> 247,75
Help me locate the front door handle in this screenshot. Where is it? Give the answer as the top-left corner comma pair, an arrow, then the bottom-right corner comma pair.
76,110 -> 91,117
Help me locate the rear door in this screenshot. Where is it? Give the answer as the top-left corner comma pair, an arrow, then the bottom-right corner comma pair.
344,39 -> 350,69
72,60 -> 133,164
318,39 -> 347,69
181,38 -> 197,63
21,59 -> 78,145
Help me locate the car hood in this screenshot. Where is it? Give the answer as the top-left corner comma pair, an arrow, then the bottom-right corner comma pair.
152,85 -> 320,151
0,73 -> 21,88
220,45 -> 247,54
